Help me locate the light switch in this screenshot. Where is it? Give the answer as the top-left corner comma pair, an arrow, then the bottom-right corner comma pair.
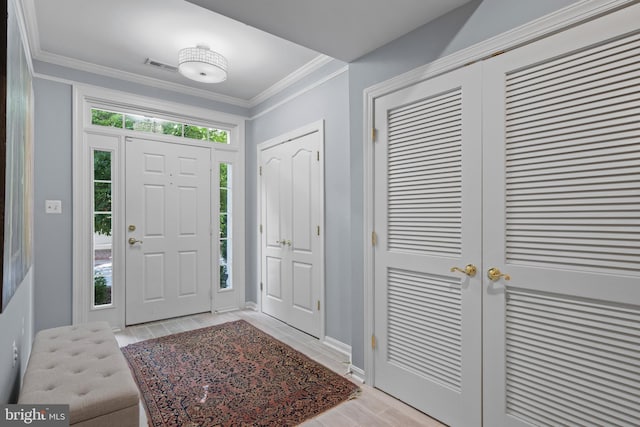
45,200 -> 62,214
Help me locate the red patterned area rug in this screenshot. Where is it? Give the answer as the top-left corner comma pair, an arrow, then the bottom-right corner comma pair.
122,319 -> 359,426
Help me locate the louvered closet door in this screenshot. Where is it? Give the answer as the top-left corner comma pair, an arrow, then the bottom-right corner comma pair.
373,63 -> 482,427
483,4 -> 640,426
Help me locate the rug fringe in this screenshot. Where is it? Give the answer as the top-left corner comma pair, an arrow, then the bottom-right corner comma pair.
348,387 -> 362,401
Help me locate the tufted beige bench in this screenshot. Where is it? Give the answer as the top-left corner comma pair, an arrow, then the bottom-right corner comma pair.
18,322 -> 139,427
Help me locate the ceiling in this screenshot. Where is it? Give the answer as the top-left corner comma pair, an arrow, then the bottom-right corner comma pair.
25,0 -> 472,108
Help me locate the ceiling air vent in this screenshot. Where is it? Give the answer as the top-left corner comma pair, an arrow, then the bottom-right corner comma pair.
144,58 -> 178,72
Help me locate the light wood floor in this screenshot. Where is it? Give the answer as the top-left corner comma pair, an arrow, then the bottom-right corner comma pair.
115,309 -> 446,427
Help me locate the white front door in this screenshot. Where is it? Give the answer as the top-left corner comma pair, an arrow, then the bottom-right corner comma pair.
372,64 -> 482,427
125,137 -> 211,325
483,6 -> 640,426
260,130 -> 322,337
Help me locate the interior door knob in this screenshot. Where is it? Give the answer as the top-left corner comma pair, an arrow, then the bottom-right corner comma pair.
450,264 -> 477,277
128,237 -> 143,245
487,267 -> 510,281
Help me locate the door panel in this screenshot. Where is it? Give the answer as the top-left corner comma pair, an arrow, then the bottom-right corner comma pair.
261,147 -> 288,321
260,131 -> 322,337
126,138 -> 211,325
483,5 -> 640,426
373,64 -> 482,427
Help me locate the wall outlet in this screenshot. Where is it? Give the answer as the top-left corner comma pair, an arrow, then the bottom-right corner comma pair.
45,200 -> 62,214
12,341 -> 18,368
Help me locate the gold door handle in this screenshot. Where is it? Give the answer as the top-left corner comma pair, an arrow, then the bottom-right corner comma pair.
488,267 -> 510,281
450,264 -> 477,277
285,240 -> 292,247
128,237 -> 143,245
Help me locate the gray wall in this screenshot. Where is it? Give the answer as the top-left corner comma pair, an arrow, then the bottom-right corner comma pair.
347,0 -> 579,369
0,272 -> 34,403
247,68 -> 351,344
33,78 -> 73,331
31,70 -> 247,332
28,0 -> 581,371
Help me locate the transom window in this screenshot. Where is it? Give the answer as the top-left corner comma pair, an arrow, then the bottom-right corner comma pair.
91,108 -> 229,143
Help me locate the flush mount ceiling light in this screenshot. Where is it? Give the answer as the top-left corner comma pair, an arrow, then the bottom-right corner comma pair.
178,45 -> 227,83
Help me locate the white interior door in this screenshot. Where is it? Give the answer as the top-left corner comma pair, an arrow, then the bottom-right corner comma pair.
125,137 -> 211,325
483,6 -> 640,426
372,64 -> 482,427
260,130 -> 322,337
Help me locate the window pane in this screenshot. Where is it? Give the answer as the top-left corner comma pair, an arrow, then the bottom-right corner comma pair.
94,214 -> 112,237
219,264 -> 229,289
209,128 -> 229,144
219,163 -> 228,188
220,213 -> 227,238
94,252 -> 112,306
94,150 -> 111,180
125,114 -> 154,132
94,183 -> 112,212
161,121 -> 183,136
220,189 -> 228,213
184,125 -> 208,140
91,109 -> 123,128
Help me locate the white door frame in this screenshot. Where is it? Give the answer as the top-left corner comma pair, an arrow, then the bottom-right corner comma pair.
256,120 -> 325,340
362,0 -> 632,384
72,84 -> 246,330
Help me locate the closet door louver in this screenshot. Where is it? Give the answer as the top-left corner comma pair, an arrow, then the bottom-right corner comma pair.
373,64 -> 482,427
387,89 -> 462,256
504,31 -> 640,275
484,6 -> 640,427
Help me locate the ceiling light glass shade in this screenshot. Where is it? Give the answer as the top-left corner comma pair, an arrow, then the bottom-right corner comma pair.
178,46 -> 227,83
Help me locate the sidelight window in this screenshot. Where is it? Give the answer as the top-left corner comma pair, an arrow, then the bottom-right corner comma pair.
92,150 -> 113,307
219,163 -> 232,289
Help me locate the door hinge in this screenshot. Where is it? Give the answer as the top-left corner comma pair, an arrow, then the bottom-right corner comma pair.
372,128 -> 377,142
371,231 -> 378,246
259,166 -> 262,176
371,334 -> 376,350
260,224 -> 263,233
317,151 -> 320,161
317,300 -> 320,311
260,282 -> 263,291
316,225 -> 320,236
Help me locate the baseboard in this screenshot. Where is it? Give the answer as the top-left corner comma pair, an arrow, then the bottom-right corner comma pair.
322,336 -> 352,361
244,302 -> 258,311
349,365 -> 365,384
213,306 -> 241,314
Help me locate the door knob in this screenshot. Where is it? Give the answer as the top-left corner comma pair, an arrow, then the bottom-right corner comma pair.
285,240 -> 292,247
450,264 -> 477,277
487,267 -> 510,281
128,237 -> 143,245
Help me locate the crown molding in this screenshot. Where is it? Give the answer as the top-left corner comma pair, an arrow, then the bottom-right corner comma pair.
13,0 -> 34,74
364,0 -> 635,100
20,0 -> 337,111
35,50 -> 251,107
250,65 -> 348,120
248,54 -> 333,107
